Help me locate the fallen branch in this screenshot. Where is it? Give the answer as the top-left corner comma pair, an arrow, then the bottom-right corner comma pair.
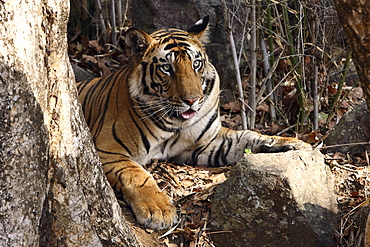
320,142 -> 370,150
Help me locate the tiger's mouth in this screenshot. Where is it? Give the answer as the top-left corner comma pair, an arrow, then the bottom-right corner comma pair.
180,109 -> 197,119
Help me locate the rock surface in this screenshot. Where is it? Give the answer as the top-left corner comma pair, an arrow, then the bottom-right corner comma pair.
325,101 -> 370,154
210,150 -> 337,247
71,63 -> 95,82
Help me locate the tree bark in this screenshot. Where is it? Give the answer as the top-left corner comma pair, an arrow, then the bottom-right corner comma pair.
334,1 -> 370,246
334,0 -> 370,111
0,1 -> 139,246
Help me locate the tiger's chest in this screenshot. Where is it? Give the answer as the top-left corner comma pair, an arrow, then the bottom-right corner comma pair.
134,117 -> 218,165
133,129 -> 195,165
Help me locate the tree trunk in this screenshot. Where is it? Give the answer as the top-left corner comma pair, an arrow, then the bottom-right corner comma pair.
334,0 -> 370,111
0,1 -> 140,246
334,2 -> 370,246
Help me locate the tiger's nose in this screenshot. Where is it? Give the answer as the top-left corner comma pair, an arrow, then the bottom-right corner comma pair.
183,97 -> 199,106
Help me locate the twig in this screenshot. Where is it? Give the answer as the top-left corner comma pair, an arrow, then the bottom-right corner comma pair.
313,13 -> 320,130
325,51 -> 352,128
239,98 -> 256,115
320,141 -> 370,150
313,60 -> 319,130
331,163 -> 358,173
249,0 -> 257,129
111,0 -> 117,46
220,0 -> 248,130
260,37 -> 276,120
342,199 -> 370,219
276,124 -> 296,136
94,0 -> 108,43
158,219 -> 182,239
256,49 -> 283,105
116,0 -> 122,27
259,62 -> 300,104
206,230 -> 233,235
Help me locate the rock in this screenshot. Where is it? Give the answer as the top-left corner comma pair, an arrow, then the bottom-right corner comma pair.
325,101 -> 370,154
210,150 -> 337,247
71,63 -> 95,82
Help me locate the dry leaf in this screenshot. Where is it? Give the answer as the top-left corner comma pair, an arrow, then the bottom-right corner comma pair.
256,102 -> 269,112
89,40 -> 104,53
222,101 -> 241,112
301,131 -> 319,144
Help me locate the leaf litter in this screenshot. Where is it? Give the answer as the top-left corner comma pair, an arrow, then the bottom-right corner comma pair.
117,160 -> 230,247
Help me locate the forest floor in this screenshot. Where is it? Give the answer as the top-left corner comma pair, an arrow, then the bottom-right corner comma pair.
69,36 -> 369,247
116,129 -> 369,247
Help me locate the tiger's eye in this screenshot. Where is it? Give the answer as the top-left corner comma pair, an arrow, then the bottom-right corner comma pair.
193,60 -> 202,70
160,64 -> 172,74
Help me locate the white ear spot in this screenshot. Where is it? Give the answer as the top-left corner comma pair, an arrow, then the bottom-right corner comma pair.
195,19 -> 204,26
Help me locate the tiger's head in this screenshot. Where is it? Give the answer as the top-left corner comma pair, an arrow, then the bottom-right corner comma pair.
125,16 -> 217,122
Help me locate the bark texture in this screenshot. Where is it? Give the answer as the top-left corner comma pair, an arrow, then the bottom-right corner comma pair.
0,1 -> 139,246
334,0 -> 370,111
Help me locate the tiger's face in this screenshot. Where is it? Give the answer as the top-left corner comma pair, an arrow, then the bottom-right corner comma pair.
126,18 -> 211,121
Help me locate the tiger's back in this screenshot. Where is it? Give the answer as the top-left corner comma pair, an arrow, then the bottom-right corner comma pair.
77,16 -> 311,230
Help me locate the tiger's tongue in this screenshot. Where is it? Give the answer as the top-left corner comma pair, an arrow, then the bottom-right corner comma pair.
181,109 -> 196,119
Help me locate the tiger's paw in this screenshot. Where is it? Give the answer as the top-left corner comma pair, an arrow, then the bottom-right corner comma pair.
130,187 -> 178,230
260,136 -> 312,153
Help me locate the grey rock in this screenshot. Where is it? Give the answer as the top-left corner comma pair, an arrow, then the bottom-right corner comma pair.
210,150 -> 337,247
325,101 -> 370,154
71,63 -> 95,82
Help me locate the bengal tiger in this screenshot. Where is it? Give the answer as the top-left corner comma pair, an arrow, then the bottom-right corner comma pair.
77,16 -> 311,230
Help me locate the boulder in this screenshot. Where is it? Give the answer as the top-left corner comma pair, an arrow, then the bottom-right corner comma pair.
325,101 -> 370,154
210,150 -> 337,247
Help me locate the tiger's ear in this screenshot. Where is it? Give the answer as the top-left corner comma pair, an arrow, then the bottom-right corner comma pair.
187,16 -> 210,43
125,28 -> 152,58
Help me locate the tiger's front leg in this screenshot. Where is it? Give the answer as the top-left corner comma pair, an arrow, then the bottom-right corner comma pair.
102,156 -> 178,230
175,127 -> 311,166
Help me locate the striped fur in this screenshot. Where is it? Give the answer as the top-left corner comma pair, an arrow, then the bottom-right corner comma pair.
77,16 -> 310,230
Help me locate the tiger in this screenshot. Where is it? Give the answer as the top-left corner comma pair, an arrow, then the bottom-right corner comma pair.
76,16 -> 311,230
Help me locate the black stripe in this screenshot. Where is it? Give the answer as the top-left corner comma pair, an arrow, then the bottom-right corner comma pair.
128,110 -> 151,154
223,138 -> 233,164
221,139 -> 233,165
191,146 -> 204,165
139,177 -> 150,187
191,135 -> 217,165
114,165 -> 140,176
213,138 -> 225,167
112,121 -> 132,156
195,110 -> 218,143
169,135 -> 181,150
129,99 -> 159,142
90,74 -> 118,139
96,147 -> 130,157
204,77 -> 215,96
76,78 -> 93,93
102,158 -> 131,166
208,148 -> 216,166
141,62 -> 152,95
164,43 -> 177,50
